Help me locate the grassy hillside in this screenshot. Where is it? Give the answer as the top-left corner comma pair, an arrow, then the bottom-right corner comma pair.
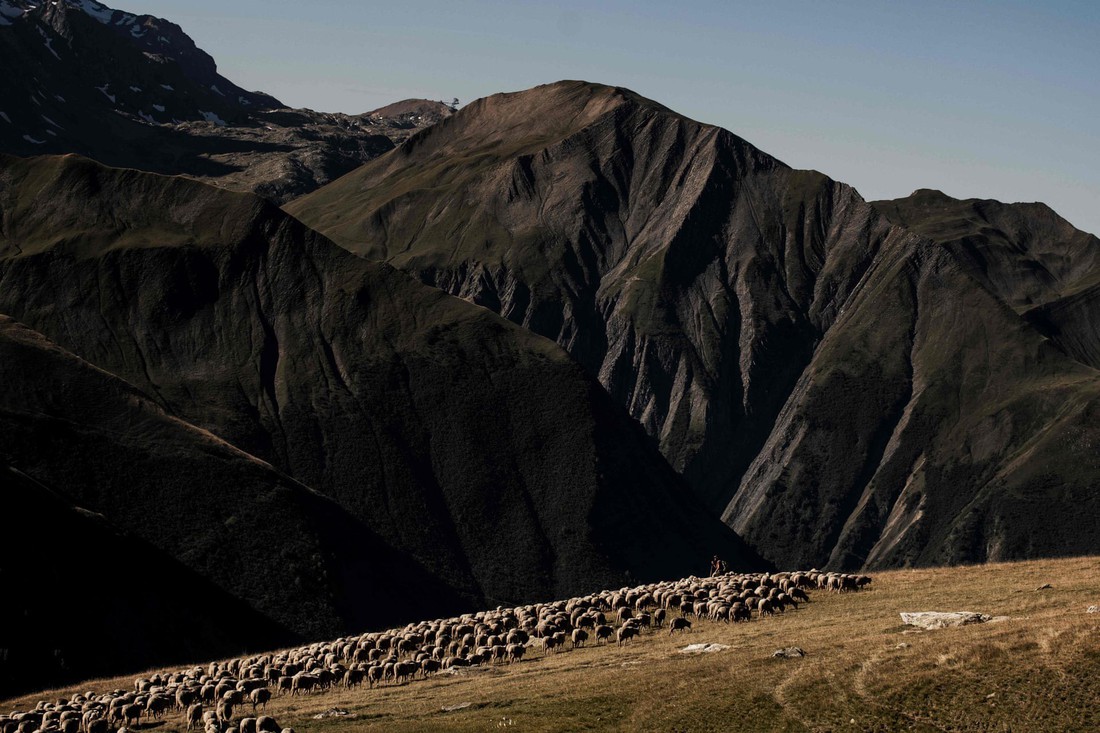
6,556 -> 1099,732
0,153 -> 758,691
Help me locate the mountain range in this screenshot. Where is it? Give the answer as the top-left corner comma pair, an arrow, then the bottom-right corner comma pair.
2,0 -> 1098,697
0,0 -> 452,201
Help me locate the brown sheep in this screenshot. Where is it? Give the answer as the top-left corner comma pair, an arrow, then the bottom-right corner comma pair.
121,704 -> 141,729
668,617 -> 692,635
186,704 -> 203,731
571,629 -> 588,648
256,716 -> 280,733
616,625 -> 639,647
506,643 -> 526,663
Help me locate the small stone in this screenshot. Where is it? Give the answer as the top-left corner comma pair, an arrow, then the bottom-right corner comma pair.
1087,605 -> 1099,614
772,647 -> 805,658
1035,583 -> 1052,591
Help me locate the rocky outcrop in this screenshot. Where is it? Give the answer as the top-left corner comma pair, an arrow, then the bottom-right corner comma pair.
288,80 -> 1100,572
0,153 -> 757,630
899,612 -> 996,630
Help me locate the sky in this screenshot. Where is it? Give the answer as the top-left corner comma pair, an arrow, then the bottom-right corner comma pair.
122,0 -> 1099,234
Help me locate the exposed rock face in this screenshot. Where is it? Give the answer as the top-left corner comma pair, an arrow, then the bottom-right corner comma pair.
0,0 -> 449,201
288,80 -> 1100,572
0,154 -> 756,653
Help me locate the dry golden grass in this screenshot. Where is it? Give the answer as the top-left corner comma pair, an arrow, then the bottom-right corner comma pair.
6,556 -> 1100,732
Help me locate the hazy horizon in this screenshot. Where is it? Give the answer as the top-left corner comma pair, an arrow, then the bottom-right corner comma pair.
117,0 -> 1098,235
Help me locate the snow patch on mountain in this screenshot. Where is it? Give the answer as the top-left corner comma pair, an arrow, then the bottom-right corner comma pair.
67,0 -> 113,24
198,109 -> 226,126
0,111 -> 11,124
22,134 -> 46,144
95,83 -> 115,102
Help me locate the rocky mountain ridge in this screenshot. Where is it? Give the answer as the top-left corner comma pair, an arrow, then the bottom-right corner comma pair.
0,0 -> 453,201
289,80 -> 1100,573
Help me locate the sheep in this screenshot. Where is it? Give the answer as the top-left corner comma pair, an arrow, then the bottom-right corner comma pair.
146,694 -> 173,719
394,661 -> 419,683
668,617 -> 692,635
594,624 -> 614,645
80,710 -> 99,733
542,635 -> 564,653
290,675 -> 319,696
121,704 -> 141,729
342,668 -> 364,689
366,666 -> 384,688
249,689 -> 270,712
256,716 -> 279,733
571,628 -> 588,648
616,625 -> 639,647
177,687 -> 199,710
186,704 -> 204,731
239,717 -> 257,733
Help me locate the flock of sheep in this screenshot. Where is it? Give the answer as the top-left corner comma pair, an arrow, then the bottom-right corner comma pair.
2,570 -> 871,733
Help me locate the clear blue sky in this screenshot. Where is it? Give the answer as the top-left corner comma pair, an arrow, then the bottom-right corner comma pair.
124,0 -> 1099,235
